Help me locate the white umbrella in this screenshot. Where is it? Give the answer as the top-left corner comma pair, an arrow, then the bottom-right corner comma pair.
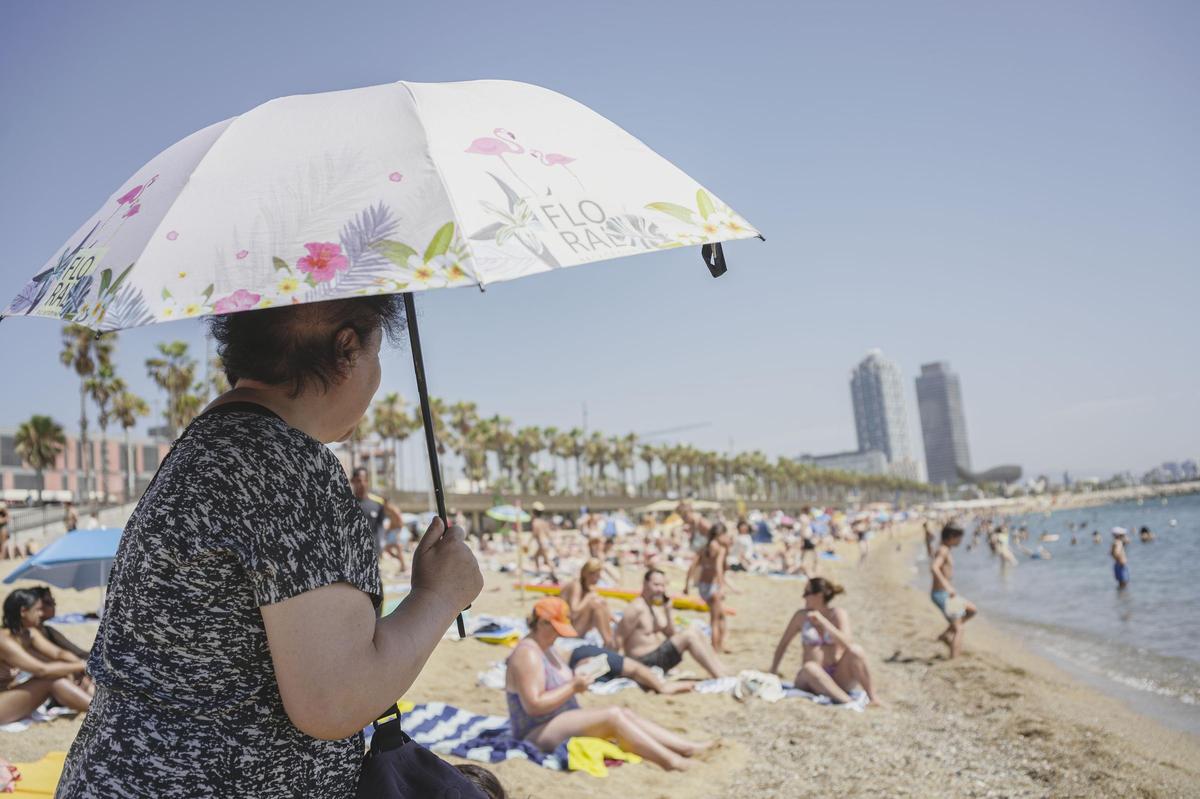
2,80 -> 759,331
2,79 -> 762,634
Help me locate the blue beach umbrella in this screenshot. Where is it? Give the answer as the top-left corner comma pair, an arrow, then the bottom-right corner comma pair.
486,505 -> 531,524
3,527 -> 122,591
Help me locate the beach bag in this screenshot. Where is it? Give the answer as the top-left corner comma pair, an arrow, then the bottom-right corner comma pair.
356,705 -> 486,799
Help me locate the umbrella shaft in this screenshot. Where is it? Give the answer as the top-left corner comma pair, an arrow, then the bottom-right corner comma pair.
403,293 -> 466,639
403,293 -> 447,522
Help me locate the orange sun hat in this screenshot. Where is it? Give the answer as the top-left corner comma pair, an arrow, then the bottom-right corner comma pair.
532,596 -> 578,638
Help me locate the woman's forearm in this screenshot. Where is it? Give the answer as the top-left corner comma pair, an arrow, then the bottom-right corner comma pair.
519,681 -> 577,716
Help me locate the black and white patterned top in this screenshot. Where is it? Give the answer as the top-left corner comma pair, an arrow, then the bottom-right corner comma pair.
56,403 -> 381,799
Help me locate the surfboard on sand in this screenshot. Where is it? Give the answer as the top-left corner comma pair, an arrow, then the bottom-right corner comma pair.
515,582 -> 736,615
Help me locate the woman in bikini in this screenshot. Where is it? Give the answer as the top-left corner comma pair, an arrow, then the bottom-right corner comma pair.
559,559 -> 616,648
686,523 -> 735,653
505,597 -> 709,770
0,589 -> 93,724
767,577 -> 883,707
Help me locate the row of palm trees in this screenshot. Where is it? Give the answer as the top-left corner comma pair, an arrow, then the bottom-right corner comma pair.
35,326 -> 932,508
351,395 -> 934,503
49,325 -> 223,507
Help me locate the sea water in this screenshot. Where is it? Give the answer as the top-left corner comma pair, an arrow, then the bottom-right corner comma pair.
934,493 -> 1200,736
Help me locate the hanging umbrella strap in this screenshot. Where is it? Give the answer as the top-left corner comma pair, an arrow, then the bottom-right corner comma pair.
702,242 -> 727,278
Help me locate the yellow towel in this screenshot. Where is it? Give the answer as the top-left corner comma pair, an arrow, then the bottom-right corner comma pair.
8,750 -> 66,796
566,736 -> 642,778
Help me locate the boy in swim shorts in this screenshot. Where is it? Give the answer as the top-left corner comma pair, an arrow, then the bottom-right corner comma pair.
931,523 -> 977,658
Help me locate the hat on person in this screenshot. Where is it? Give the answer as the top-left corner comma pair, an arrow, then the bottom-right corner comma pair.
531,501 -> 546,512
532,596 -> 577,637
1111,526 -> 1128,538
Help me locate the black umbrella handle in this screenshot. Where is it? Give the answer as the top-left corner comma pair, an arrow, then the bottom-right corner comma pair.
403,292 -> 468,639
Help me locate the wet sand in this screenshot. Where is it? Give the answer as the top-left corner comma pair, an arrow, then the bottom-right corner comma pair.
3,524 -> 1199,797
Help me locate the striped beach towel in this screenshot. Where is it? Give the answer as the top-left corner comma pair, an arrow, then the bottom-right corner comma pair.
395,702 -> 568,770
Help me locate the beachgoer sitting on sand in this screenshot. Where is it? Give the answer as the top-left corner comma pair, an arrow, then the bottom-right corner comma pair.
615,569 -> 728,679
505,597 -> 709,770
767,577 -> 883,706
0,589 -> 92,723
931,523 -> 977,658
30,587 -> 89,662
685,523 -> 736,653
560,559 -> 616,647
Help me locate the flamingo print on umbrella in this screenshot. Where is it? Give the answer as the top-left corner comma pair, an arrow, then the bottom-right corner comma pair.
465,128 -> 537,194
530,149 -> 584,190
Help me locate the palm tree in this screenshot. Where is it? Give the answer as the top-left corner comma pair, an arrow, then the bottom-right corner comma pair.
514,426 -> 544,494
373,393 -> 417,490
60,324 -> 113,505
483,415 -> 515,489
85,363 -> 123,506
611,434 -> 636,496
207,356 -> 231,397
15,415 -> 66,526
145,341 -> 199,437
584,432 -> 610,494
446,401 -> 481,487
564,428 -> 586,494
348,415 -> 373,474
639,444 -> 659,497
111,389 -> 149,503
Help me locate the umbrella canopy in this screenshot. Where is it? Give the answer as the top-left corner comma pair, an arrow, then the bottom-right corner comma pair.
485,505 -> 531,524
1,79 -> 758,331
3,528 -> 122,591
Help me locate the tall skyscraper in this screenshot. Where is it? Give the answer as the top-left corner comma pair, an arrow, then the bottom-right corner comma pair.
915,361 -> 972,486
850,349 -> 918,479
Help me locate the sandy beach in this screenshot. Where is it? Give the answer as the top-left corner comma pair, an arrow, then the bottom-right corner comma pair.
3,524 -> 1199,797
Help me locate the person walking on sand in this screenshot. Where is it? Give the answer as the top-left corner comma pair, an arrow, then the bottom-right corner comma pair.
350,467 -> 406,571
529,502 -> 559,583
55,296 -> 483,798
63,502 -> 78,533
1111,527 -> 1131,589
684,522 -> 735,653
505,597 -> 709,771
616,569 -> 728,678
767,577 -> 884,707
931,523 -> 976,659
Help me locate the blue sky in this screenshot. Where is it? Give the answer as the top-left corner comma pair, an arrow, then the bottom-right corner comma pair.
1,0 -> 1197,479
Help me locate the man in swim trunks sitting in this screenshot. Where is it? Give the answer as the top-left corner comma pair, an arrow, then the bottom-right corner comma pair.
565,643 -> 694,694
615,569 -> 728,678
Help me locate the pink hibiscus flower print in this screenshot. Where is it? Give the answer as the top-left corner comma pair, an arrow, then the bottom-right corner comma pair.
389,172 -> 404,182
212,288 -> 261,314
236,249 -> 249,260
166,230 -> 179,241
296,241 -> 350,283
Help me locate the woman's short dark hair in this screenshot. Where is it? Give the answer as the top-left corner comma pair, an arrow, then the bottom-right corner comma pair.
454,764 -> 506,799
207,295 -> 405,397
3,588 -> 41,635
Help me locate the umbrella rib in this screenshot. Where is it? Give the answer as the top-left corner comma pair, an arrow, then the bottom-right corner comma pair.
395,81 -> 487,292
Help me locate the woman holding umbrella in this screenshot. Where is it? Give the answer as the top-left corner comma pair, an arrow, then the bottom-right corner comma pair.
56,297 -> 484,798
